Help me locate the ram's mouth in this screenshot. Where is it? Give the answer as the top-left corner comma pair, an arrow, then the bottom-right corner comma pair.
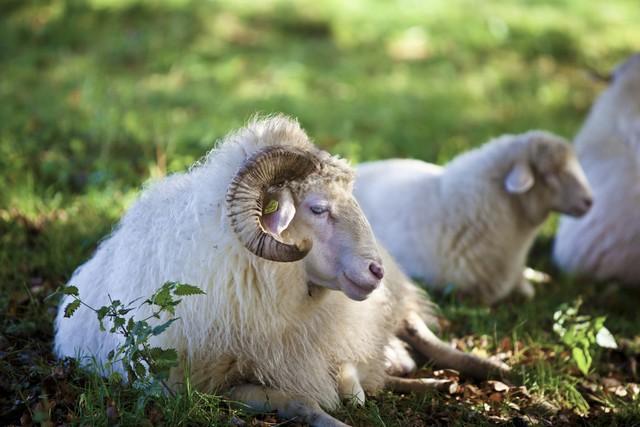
341,272 -> 379,301
565,203 -> 591,217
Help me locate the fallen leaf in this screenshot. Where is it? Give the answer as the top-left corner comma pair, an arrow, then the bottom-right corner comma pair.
463,384 -> 482,398
433,369 -> 460,381
602,377 -> 622,388
614,386 -> 628,397
487,380 -> 510,392
512,386 -> 531,398
489,392 -> 503,402
506,401 -> 521,411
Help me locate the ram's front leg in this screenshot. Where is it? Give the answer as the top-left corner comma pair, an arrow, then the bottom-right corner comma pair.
230,384 -> 349,427
337,363 -> 365,406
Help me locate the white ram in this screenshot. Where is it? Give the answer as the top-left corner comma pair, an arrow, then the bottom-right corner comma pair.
55,116 -> 508,426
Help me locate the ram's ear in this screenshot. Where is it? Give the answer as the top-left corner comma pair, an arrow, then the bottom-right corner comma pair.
262,189 -> 296,236
505,161 -> 535,194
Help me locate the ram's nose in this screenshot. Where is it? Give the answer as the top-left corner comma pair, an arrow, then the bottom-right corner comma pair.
369,261 -> 384,280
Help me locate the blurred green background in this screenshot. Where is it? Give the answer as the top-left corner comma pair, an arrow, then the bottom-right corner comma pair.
1,1 -> 640,424
3,0 -> 639,281
3,0 -> 639,200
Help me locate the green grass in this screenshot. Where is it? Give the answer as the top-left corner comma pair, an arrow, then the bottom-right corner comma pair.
1,0 -> 640,425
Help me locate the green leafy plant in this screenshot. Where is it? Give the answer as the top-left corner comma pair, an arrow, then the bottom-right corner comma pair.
553,298 -> 617,376
60,281 -> 205,397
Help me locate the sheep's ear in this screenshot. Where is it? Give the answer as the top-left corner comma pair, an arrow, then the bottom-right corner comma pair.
262,189 -> 296,236
505,162 -> 535,194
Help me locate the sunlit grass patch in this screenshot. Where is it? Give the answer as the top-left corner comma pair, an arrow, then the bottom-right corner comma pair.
1,0 -> 639,425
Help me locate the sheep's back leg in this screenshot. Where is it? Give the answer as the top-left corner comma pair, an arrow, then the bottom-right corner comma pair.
386,375 -> 458,394
518,267 -> 552,298
230,384 -> 349,427
399,312 -> 512,381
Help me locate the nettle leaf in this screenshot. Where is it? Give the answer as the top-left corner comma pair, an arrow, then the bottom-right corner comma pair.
97,306 -> 109,321
131,320 -> 152,340
110,316 -> 125,333
64,300 -> 81,318
134,361 -> 147,379
61,285 -> 79,296
70,280 -> 193,396
148,347 -> 178,365
153,286 -> 173,307
124,335 -> 135,348
152,318 -> 179,336
572,347 -> 592,375
117,308 -> 134,316
593,316 -> 607,332
561,329 -> 577,347
552,322 -> 565,336
109,371 -> 123,384
174,283 -> 205,296
147,347 -> 178,379
552,297 -> 619,373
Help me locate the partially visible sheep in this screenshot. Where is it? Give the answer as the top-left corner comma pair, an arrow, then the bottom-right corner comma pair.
355,131 -> 593,304
55,116 -> 508,427
554,54 -> 640,285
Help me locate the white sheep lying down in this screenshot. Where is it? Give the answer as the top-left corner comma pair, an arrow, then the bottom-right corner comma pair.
554,53 -> 640,285
355,131 -> 593,304
55,116 -> 509,427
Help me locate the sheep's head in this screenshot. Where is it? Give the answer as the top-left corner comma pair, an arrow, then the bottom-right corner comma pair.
504,131 -> 593,219
226,145 -> 384,301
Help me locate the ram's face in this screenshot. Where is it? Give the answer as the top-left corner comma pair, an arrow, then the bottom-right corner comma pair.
226,144 -> 384,301
264,182 -> 384,301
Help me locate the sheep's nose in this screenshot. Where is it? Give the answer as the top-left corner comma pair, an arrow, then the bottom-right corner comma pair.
369,262 -> 384,280
583,196 -> 593,209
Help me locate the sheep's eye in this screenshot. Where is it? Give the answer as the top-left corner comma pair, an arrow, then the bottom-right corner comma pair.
310,205 -> 329,215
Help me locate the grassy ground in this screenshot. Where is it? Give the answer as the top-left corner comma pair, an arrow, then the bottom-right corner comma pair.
1,0 -> 639,425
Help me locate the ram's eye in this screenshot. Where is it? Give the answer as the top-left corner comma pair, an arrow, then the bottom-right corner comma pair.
310,205 -> 329,215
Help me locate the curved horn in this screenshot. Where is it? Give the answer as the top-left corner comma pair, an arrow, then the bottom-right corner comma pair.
226,146 -> 318,262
